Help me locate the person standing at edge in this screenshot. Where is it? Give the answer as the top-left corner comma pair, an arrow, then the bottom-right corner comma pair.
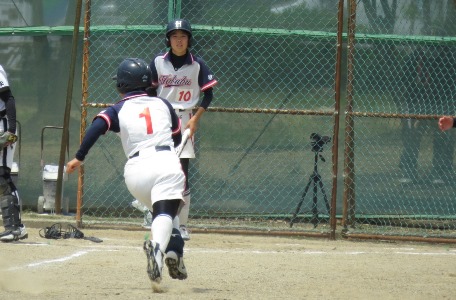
0,64 -> 28,242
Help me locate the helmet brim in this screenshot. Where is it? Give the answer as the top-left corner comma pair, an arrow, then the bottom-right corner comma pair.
166,29 -> 192,38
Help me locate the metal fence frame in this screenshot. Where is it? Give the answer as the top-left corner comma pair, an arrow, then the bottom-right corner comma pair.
71,0 -> 456,244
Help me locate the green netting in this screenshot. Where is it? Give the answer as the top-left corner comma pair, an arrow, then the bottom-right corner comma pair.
75,0 -> 456,239
342,0 -> 456,239
79,0 -> 339,236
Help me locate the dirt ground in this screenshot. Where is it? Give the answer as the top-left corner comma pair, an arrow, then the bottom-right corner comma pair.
0,219 -> 455,300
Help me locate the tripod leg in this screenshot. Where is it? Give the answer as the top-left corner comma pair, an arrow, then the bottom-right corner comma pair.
311,174 -> 319,228
290,176 -> 313,228
316,175 -> 331,216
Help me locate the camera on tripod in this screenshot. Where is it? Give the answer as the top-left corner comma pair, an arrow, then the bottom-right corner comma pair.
290,132 -> 332,228
310,133 -> 331,153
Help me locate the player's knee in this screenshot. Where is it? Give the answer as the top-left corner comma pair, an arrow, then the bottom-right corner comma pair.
152,199 -> 180,220
0,166 -> 13,195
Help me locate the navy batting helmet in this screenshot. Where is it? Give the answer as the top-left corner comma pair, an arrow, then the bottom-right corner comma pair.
114,58 -> 152,94
165,19 -> 193,47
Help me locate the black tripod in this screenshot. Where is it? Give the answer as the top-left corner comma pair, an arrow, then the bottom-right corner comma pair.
290,146 -> 331,228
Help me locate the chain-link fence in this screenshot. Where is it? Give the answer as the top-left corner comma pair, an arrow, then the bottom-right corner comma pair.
342,0 -> 456,241
3,1 -> 455,242
78,0 -> 341,238
76,0 -> 456,242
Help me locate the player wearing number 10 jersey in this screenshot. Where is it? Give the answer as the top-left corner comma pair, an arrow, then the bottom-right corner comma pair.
150,18 -> 218,240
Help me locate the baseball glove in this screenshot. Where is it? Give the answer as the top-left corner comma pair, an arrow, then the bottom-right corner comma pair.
39,223 -> 63,239
0,131 -> 18,148
39,223 -> 103,243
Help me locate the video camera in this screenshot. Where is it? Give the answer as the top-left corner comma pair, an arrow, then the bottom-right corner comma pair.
310,133 -> 331,152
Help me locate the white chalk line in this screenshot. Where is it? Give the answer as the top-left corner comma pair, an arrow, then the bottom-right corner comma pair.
186,247 -> 456,256
6,248 -> 119,271
4,243 -> 455,272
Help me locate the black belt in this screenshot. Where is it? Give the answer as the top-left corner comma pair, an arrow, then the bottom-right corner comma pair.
129,146 -> 171,159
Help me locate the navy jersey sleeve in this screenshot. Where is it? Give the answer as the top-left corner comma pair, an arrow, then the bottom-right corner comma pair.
75,117 -> 109,161
196,57 -> 217,91
96,105 -> 121,133
200,88 -> 213,110
196,57 -> 217,109
75,106 -> 120,161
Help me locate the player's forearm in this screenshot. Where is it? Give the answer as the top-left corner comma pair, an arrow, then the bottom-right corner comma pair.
75,118 -> 108,161
192,107 -> 205,123
186,108 -> 205,136
186,107 -> 206,129
199,88 -> 213,109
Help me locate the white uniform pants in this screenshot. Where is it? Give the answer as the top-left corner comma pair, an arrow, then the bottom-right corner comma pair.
124,148 -> 185,211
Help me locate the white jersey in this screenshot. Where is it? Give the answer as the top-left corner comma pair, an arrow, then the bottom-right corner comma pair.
0,65 -> 10,111
96,93 -> 181,159
0,65 -> 10,90
150,51 -> 217,158
91,92 -> 185,206
151,52 -> 217,110
0,65 -> 15,168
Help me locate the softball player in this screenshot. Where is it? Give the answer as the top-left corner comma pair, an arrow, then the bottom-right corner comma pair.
150,18 -> 218,240
0,64 -> 27,242
67,58 -> 187,283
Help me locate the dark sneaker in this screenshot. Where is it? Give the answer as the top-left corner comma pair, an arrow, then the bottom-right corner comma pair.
165,250 -> 188,280
143,240 -> 163,283
0,226 -> 28,242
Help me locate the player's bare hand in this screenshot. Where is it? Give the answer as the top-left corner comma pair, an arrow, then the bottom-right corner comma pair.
438,116 -> 454,132
66,158 -> 83,174
185,122 -> 196,138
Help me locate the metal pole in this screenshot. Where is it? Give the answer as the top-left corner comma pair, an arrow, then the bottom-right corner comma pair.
329,0 -> 345,239
76,0 -> 91,227
342,0 -> 357,228
55,0 -> 83,214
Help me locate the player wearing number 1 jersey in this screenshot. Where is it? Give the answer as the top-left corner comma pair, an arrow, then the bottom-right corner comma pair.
67,58 -> 187,283
150,18 -> 218,240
